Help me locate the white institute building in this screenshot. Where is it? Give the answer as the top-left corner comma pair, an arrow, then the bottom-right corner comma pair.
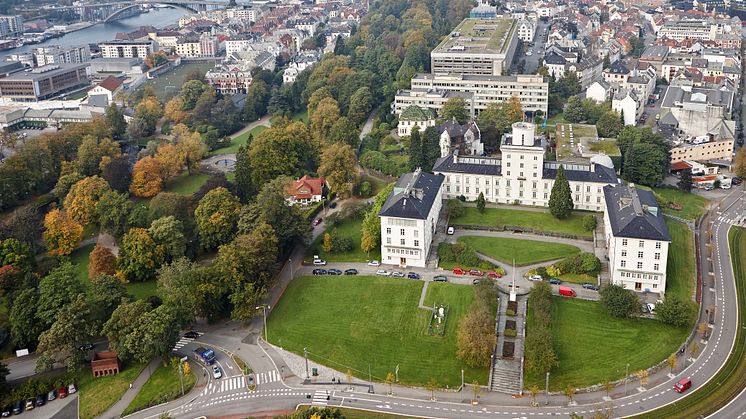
432,121 -> 618,211
379,169 -> 444,268
603,183 -> 671,295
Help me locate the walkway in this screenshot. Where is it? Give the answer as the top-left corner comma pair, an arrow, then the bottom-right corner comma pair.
101,358 -> 160,419
490,295 -> 526,394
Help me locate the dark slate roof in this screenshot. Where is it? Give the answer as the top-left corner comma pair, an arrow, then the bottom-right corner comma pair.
607,60 -> 630,75
603,184 -> 671,241
543,52 -> 567,65
543,163 -> 618,184
379,171 -> 445,220
433,155 -> 502,176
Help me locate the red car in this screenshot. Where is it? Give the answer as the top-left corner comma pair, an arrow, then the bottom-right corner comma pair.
312,217 -> 322,226
57,387 -> 68,399
452,267 -> 466,275
673,377 -> 692,393
487,271 -> 502,279
469,269 -> 484,276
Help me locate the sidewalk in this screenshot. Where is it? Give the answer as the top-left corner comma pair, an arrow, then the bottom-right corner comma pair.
100,358 -> 160,419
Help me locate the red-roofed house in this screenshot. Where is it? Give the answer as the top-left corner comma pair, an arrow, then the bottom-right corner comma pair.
285,175 -> 328,206
88,76 -> 124,104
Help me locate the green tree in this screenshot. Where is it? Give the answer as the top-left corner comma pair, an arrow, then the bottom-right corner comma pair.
37,262 -> 85,329
194,187 -> 241,249
216,223 -> 278,290
622,142 -> 668,187
53,170 -> 84,201
476,192 -> 486,213
599,284 -> 640,318
328,116 -> 360,147
148,216 -> 186,261
524,327 -> 559,375
9,288 -> 43,349
234,144 -> 255,203
318,142 -> 358,198
36,295 -> 101,372
243,79 -> 271,121
103,299 -> 152,361
310,97 -> 341,144
563,96 -> 585,123
248,121 -> 318,187
106,104 -> 127,140
101,155 -> 132,193
582,215 -> 597,231
96,190 -> 139,239
677,169 -> 693,192
596,110 -> 623,138
360,183 -> 395,255
179,80 -> 208,110
347,86 -> 373,126
75,136 -> 121,177
408,126 -> 423,170
122,304 -> 181,363
249,177 -> 311,251
0,238 -> 33,273
157,258 -> 204,323
90,274 -> 128,320
438,97 -> 469,124
447,198 -> 465,218
549,165 -> 574,219
118,228 -> 165,281
656,298 -> 697,327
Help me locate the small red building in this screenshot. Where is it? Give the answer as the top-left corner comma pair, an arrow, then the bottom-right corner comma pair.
284,175 -> 328,206
91,351 -> 120,378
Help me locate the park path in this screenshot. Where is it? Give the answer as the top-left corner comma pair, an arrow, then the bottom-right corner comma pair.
417,280 -> 431,310
230,115 -> 271,140
100,358 -> 160,419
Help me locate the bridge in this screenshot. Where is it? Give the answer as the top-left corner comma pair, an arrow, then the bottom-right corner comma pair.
53,0 -> 228,23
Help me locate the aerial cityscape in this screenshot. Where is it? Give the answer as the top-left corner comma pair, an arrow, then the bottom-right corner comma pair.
0,0 -> 745,418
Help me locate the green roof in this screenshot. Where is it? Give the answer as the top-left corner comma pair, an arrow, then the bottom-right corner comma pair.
400,105 -> 436,121
433,18 -> 517,55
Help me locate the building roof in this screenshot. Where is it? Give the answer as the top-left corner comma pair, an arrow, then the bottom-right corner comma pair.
431,18 -> 517,56
603,184 -> 671,241
670,161 -> 692,171
640,45 -> 669,60
399,105 -> 436,121
96,76 -> 123,92
285,175 -> 326,200
379,170 -> 444,220
0,63 -> 88,82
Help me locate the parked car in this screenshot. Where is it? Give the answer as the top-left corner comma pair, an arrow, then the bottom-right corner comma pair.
79,342 -> 94,351
312,268 -> 327,275
407,272 -> 421,279
327,268 -> 342,275
24,399 -> 33,411
472,278 -> 481,285
732,177 -> 742,185
183,331 -> 199,339
641,304 -> 649,314
367,260 -> 380,266
452,267 -> 466,275
487,271 -> 502,279
673,377 -> 692,393
47,389 -> 57,402
558,286 -> 576,297
212,365 -> 222,379
447,226 -> 455,235
1,405 -> 11,417
528,275 -> 543,281
376,269 -> 390,276
468,269 -> 484,276
392,271 -> 404,277
344,269 -> 358,275
35,395 -> 45,407
11,401 -> 22,415
312,217 -> 322,226
548,278 -> 562,285
57,387 -> 68,399
582,283 -> 599,291
68,383 -> 77,394
312,258 -> 327,266
433,275 -> 448,282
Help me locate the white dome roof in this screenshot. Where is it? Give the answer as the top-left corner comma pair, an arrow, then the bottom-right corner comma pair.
591,154 -> 614,169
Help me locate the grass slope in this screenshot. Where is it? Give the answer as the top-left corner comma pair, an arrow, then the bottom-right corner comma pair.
210,125 -> 267,155
126,280 -> 159,300
451,207 -> 592,237
267,276 -> 487,387
654,188 -> 709,221
525,298 -> 688,390
78,363 -> 145,419
164,173 -> 209,196
458,236 -> 580,266
665,220 -> 695,303
70,243 -> 95,283
123,362 -> 196,415
306,217 -> 381,263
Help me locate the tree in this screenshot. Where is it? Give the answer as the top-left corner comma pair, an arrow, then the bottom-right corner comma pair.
446,198 -> 465,218
194,187 -> 240,249
408,126 -> 423,170
734,148 -> 746,178
172,124 -> 206,174
564,385 -> 576,403
43,209 -> 83,256
347,86 -> 373,126
180,80 -> 208,110
102,155 -> 132,192
121,304 -> 181,363
310,97 -> 341,144
318,143 -> 358,198
89,244 -> 117,279
656,298 -> 697,327
149,216 -> 186,261
0,238 -> 32,273
583,215 -> 597,231
528,385 -> 540,405
360,183 -> 395,255
603,380 -> 613,397
667,353 -> 677,373
328,116 -> 360,147
471,380 -> 481,404
476,192 -> 486,213
64,176 -> 111,225
105,104 -> 127,140
36,295 -> 100,372
385,372 -> 395,395
248,122 -> 317,187
564,96 -> 585,123
130,156 -> 164,198
154,143 -> 185,183
677,169 -> 693,192
157,258 -> 204,323
456,307 -> 494,367
96,190 -> 139,239
599,284 -> 639,318
75,136 -> 121,177
133,96 -> 163,136
636,369 -> 649,386
234,145 -> 254,203
548,165 -> 574,219
118,228 -> 165,281
622,142 -> 668,187
37,262 -> 86,328
596,110 -> 623,138
246,177 -> 311,251
90,274 -> 128,320
438,97 -> 469,124
164,97 -> 188,124
524,327 -> 559,374
9,288 -> 43,349
103,299 -> 152,362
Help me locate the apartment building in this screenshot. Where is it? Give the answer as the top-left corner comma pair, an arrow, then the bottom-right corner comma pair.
99,40 -> 157,59
33,45 -> 91,67
657,19 -> 730,42
430,18 -> 519,76
394,73 -> 548,117
603,183 -> 670,296
0,63 -> 90,102
670,138 -> 734,163
205,64 -> 252,95
516,19 -> 534,43
174,33 -> 219,58
0,15 -> 23,37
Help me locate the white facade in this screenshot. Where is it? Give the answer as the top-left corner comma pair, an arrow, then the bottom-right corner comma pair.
99,40 -> 157,59
398,118 -> 436,137
34,45 -> 91,67
517,19 -> 535,43
612,90 -> 641,126
586,81 -> 611,103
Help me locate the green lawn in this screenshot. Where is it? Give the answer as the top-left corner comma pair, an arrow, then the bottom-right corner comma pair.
589,140 -> 621,155
70,243 -> 95,283
209,125 -> 267,155
292,109 -> 309,123
123,361 -> 196,415
78,363 -> 145,419
139,62 -> 216,101
164,173 -> 209,196
306,217 -> 381,262
665,220 -> 695,304
126,280 -> 159,300
267,276 -> 488,387
654,188 -> 709,221
458,236 -> 580,266
558,273 -> 596,285
524,298 -> 688,390
451,207 -> 592,237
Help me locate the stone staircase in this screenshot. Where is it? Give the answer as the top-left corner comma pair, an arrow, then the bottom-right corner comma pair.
489,295 -> 525,394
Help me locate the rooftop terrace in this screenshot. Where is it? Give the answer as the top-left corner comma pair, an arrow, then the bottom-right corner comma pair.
432,18 -> 517,55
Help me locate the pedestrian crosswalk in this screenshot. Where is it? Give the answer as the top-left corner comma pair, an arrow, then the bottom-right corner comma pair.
219,376 -> 245,392
254,370 -> 280,384
172,332 -> 203,352
311,390 -> 329,406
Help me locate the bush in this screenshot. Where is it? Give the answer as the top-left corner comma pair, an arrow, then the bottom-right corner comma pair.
506,309 -> 516,317
447,198 -> 465,218
599,284 -> 640,318
656,298 -> 697,327
554,252 -> 601,275
583,215 -> 597,231
355,181 -> 373,197
504,328 -> 517,337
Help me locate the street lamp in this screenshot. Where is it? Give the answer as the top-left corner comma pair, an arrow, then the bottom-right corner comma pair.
289,257 -> 293,279
256,304 -> 270,341
624,362 -> 630,395
178,356 -> 188,396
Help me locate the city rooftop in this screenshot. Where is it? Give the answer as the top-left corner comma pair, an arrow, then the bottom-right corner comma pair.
432,18 -> 517,55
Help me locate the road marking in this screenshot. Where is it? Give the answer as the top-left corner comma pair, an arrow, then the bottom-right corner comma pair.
312,390 -> 329,406
255,370 -> 280,384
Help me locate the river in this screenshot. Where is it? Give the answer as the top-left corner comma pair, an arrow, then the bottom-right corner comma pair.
1,8 -> 185,60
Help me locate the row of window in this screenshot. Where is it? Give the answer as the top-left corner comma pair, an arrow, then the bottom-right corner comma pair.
385,227 -> 419,237
386,238 -> 420,247
620,250 -> 662,260
619,260 -> 660,271
620,239 -> 662,249
387,248 -> 420,256
445,186 -> 603,203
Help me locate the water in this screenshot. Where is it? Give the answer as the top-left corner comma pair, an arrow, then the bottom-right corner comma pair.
1,8 -> 184,60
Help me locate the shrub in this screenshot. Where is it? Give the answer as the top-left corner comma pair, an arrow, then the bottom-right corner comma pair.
599,284 -> 640,318
447,198 -> 465,218
506,309 -> 516,317
504,328 -> 517,337
656,298 -> 697,327
554,252 -> 601,275
583,215 -> 597,231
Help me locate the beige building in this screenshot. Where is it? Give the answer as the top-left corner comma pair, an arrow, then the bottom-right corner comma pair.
670,139 -> 734,163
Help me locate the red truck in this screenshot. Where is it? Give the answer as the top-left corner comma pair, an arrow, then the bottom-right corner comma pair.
559,286 -> 576,297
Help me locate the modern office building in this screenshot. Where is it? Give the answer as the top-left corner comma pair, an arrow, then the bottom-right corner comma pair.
0,63 -> 90,102
0,15 -> 23,37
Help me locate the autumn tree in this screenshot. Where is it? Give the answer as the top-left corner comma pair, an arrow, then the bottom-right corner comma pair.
130,156 -> 164,198
63,176 -> 111,225
194,187 -> 241,249
734,148 -> 746,178
75,135 -> 121,176
347,86 -> 373,126
310,97 -> 341,144
164,97 -> 188,124
118,227 -> 165,281
53,170 -> 84,201
154,143 -> 185,182
328,116 -> 360,147
43,209 -> 83,256
456,306 -> 494,367
88,244 -> 117,279
319,143 -> 358,198
171,123 -> 206,174
438,97 -> 469,124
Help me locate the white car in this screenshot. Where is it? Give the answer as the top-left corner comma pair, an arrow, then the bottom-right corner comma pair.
447,226 -> 455,235
392,271 -> 404,277
367,260 -> 380,266
213,366 -> 222,379
376,269 -> 390,276
313,259 -> 327,266
526,51 -> 532,56
528,275 -> 543,281
646,303 -> 656,313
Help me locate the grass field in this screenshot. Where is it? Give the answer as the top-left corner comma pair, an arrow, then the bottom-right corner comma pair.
70,243 -> 95,283
525,298 -> 689,390
557,273 -> 597,285
451,207 -> 592,237
164,173 -> 209,196
665,220 -> 695,304
588,140 -> 621,155
267,276 -> 488,387
209,124 -> 267,155
78,363 -> 145,419
292,109 -> 309,123
123,361 -> 196,415
654,188 -> 709,221
126,280 -> 159,300
458,236 -> 580,266
306,217 -> 381,263
139,62 -> 217,101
